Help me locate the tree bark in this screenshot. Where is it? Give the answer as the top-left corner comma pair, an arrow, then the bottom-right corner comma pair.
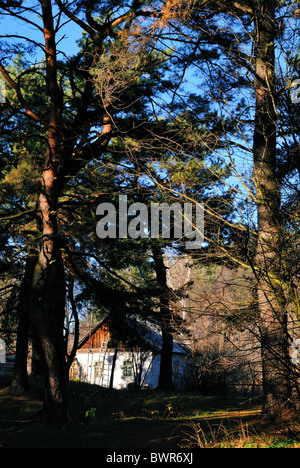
23,0 -> 67,426
11,306 -> 30,392
30,241 -> 67,425
65,278 -> 80,378
11,246 -> 38,392
158,329 -> 174,391
152,247 -> 174,391
252,0 -> 291,418
109,343 -> 119,390
31,333 -> 45,377
28,158 -> 67,425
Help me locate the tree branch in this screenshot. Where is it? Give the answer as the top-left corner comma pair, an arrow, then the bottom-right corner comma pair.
54,0 -> 95,37
0,61 -> 43,123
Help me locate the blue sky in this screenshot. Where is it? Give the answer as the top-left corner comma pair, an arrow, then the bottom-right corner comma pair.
0,5 -> 83,61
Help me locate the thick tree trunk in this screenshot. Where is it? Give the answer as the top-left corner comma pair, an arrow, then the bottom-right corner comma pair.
30,241 -> 67,425
252,0 -> 291,418
158,328 -> 174,391
31,334 -> 45,377
152,247 -> 174,391
26,0 -> 68,426
65,278 -> 80,378
11,308 -> 30,392
29,168 -> 67,424
11,247 -> 37,392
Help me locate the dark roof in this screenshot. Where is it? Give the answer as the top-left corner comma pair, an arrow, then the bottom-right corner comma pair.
125,316 -> 189,355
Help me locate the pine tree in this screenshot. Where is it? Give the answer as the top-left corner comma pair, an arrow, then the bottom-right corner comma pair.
0,0 -> 163,424
155,0 -> 300,417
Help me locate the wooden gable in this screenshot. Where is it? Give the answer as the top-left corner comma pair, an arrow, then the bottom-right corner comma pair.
77,314 -> 189,355
77,315 -> 152,353
78,318 -> 110,351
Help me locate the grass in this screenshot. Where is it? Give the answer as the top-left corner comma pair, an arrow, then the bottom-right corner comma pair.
0,375 -> 299,448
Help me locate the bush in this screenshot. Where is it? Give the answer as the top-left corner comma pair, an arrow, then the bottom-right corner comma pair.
183,345 -> 257,395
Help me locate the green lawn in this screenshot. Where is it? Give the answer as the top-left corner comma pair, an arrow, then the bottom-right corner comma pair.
0,376 -> 297,448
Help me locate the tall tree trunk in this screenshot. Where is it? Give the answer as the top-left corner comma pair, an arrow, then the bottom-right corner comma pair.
28,157 -> 67,424
11,301 -> 30,393
65,278 -> 80,379
158,329 -> 174,391
109,343 -> 119,390
252,0 -> 291,418
31,333 -> 45,378
26,0 -> 68,426
11,245 -> 38,392
30,232 -> 67,425
152,247 -> 174,391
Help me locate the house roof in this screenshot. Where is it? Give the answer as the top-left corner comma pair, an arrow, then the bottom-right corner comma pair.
77,313 -> 190,355
127,317 -> 189,355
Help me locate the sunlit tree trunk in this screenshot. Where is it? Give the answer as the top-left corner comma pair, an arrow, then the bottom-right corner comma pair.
30,181 -> 67,425
252,0 -> 291,417
27,0 -> 67,425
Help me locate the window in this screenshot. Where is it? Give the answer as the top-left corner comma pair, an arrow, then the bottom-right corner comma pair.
122,360 -> 133,378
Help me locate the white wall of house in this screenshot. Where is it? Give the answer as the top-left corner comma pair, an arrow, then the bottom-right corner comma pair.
73,350 -> 187,390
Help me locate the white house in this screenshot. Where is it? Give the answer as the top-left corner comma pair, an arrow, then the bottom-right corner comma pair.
70,314 -> 190,390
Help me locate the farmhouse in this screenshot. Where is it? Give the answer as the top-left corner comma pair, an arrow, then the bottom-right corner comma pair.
70,314 -> 190,390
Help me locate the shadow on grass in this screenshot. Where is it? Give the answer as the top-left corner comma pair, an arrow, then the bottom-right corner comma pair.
0,376 -> 264,448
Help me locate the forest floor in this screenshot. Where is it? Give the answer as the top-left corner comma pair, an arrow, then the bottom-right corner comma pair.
1,376 -> 300,448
